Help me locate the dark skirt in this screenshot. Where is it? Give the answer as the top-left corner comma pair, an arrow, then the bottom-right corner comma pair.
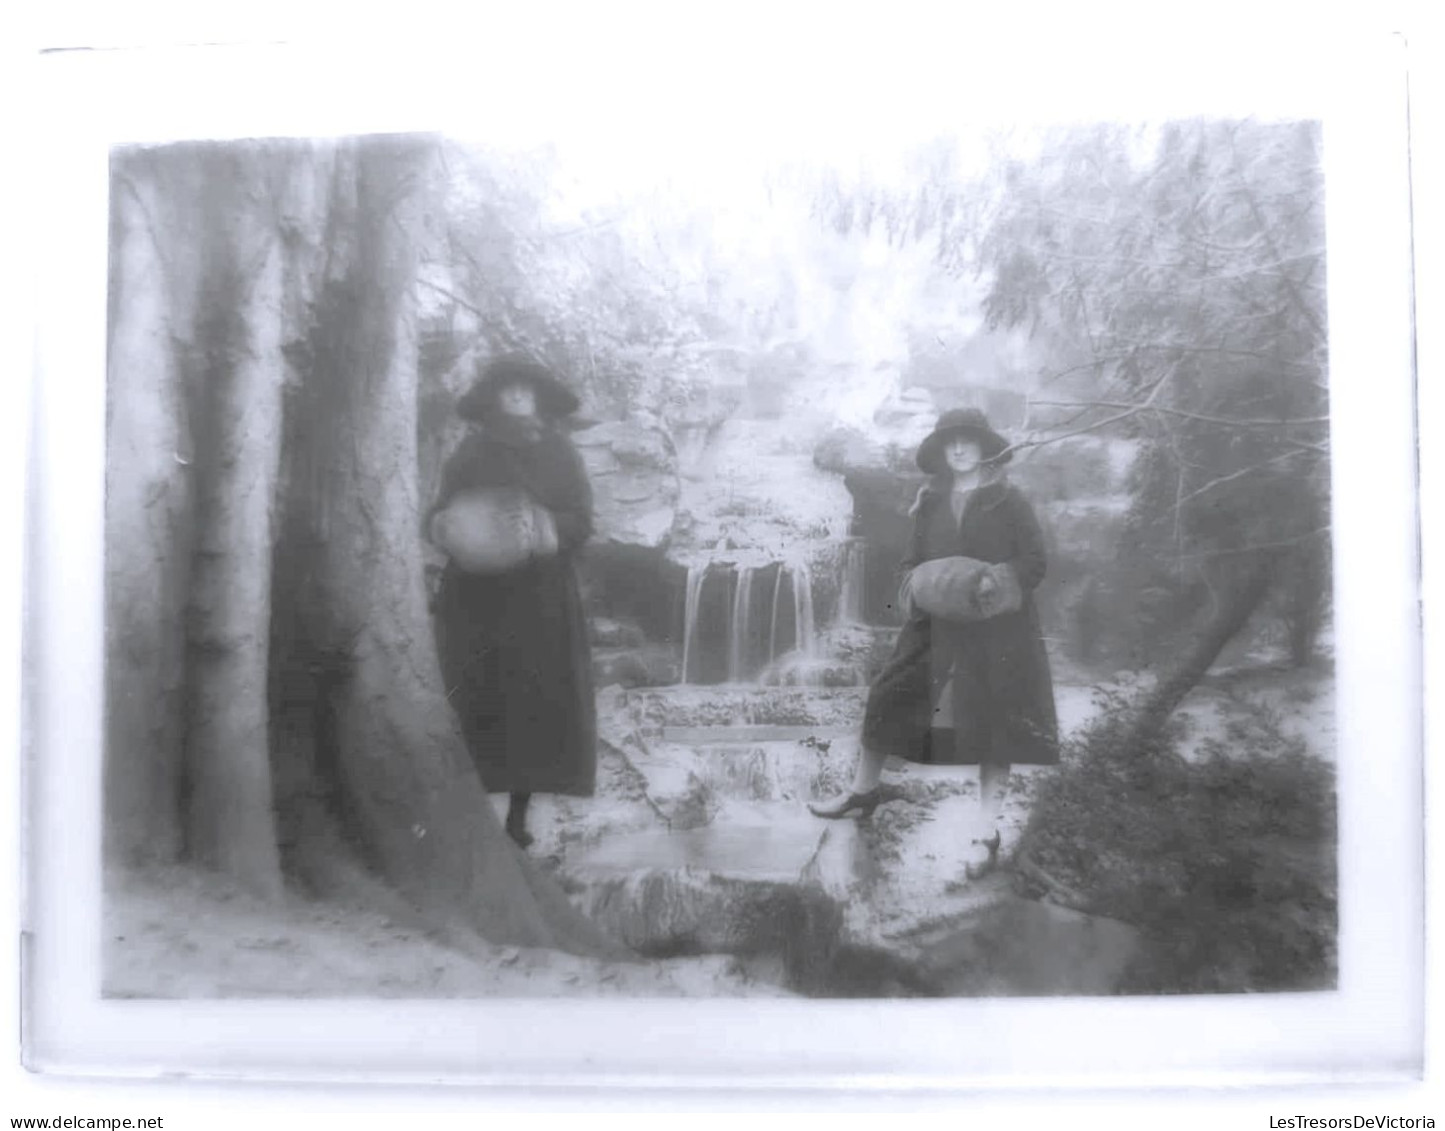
432,555 -> 597,796
861,609 -> 1059,767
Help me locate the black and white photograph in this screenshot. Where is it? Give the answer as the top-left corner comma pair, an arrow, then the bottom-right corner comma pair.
16,13 -> 1428,1100
97,116 -> 1342,1001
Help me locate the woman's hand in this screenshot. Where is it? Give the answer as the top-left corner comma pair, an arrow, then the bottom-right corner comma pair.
975,563 -> 1021,619
507,491 -> 559,559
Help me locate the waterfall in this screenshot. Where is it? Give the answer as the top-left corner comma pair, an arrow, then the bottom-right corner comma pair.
791,559 -> 816,658
767,565 -> 785,665
680,563 -> 706,684
729,565 -> 756,682
836,538 -> 866,625
679,556 -> 822,685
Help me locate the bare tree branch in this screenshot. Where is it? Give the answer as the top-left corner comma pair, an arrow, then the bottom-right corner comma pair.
1035,250 -> 1324,281
1034,346 -> 1318,389
1012,406 -> 1145,452
1228,135 -> 1328,341
1029,398 -> 1330,430
1013,365 -> 1178,454
417,277 -> 487,321
1174,527 -> 1332,560
1173,448 -> 1321,508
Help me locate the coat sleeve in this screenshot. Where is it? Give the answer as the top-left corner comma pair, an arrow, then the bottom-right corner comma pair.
546,438 -> 595,553
894,491 -> 938,620
1005,487 -> 1048,591
899,487 -> 939,572
423,435 -> 481,539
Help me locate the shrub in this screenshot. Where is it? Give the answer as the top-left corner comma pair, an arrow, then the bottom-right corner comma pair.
1017,690 -> 1337,994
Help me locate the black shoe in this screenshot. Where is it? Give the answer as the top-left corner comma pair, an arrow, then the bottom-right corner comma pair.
807,783 -> 904,820
505,817 -> 534,850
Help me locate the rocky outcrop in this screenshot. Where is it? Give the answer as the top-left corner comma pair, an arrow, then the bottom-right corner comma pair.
576,867 -> 841,958
593,645 -> 682,690
572,417 -> 681,548
578,542 -> 687,649
557,765 -> 1145,996
884,894 -> 1142,997
543,684 -> 1149,997
812,435 -> 921,625
624,685 -> 869,732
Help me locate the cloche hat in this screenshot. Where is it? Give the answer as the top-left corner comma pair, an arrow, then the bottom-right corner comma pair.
456,353 -> 581,422
915,407 -> 1013,473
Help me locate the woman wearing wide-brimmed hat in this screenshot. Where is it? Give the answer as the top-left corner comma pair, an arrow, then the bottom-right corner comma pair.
809,407 -> 1058,879
428,354 -> 597,849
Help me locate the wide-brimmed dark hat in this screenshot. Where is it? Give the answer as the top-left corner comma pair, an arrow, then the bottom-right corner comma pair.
915,407 -> 1013,473
456,354 -> 581,422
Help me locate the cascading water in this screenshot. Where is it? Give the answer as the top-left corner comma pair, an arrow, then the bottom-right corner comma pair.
767,565 -> 786,666
679,558 -> 821,686
835,538 -> 867,626
667,416 -> 882,687
728,565 -> 757,683
791,557 -> 816,659
680,564 -> 707,685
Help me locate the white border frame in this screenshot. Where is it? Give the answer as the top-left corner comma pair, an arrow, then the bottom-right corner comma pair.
11,11 -> 1429,1104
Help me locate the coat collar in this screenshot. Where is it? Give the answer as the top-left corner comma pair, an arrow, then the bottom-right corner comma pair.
480,414 -> 548,449
923,476 -> 1010,513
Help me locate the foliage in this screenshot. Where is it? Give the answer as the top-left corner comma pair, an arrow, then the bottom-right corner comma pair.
974,120 -> 1332,663
807,136 -> 990,271
815,121 -> 1334,666
426,126 -> 1336,673
1018,689 -> 1337,993
429,141 -> 999,446
426,143 -> 726,424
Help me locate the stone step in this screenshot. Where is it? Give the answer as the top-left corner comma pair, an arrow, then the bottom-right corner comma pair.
659,724 -> 854,745
556,797 -> 1142,997
567,812 -> 828,882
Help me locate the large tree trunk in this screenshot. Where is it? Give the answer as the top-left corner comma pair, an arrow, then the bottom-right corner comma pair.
176,150 -> 290,900
1129,554 -> 1280,751
282,138 -> 621,955
103,157 -> 194,867
104,135 -> 625,958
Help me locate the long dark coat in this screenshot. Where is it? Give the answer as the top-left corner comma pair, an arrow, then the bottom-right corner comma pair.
430,416 -> 597,796
862,477 -> 1059,766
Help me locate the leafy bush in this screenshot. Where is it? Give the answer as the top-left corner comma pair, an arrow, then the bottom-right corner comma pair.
1018,690 -> 1337,994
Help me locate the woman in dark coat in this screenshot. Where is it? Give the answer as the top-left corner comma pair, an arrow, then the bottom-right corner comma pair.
810,408 -> 1058,877
429,355 -> 597,849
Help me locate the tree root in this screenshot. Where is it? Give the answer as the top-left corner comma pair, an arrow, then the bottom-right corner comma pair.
1012,851 -> 1092,912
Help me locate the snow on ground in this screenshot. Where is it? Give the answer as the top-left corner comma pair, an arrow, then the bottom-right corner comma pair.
103,863 -> 786,999
104,662 -> 1334,999
1052,663 -> 1337,764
